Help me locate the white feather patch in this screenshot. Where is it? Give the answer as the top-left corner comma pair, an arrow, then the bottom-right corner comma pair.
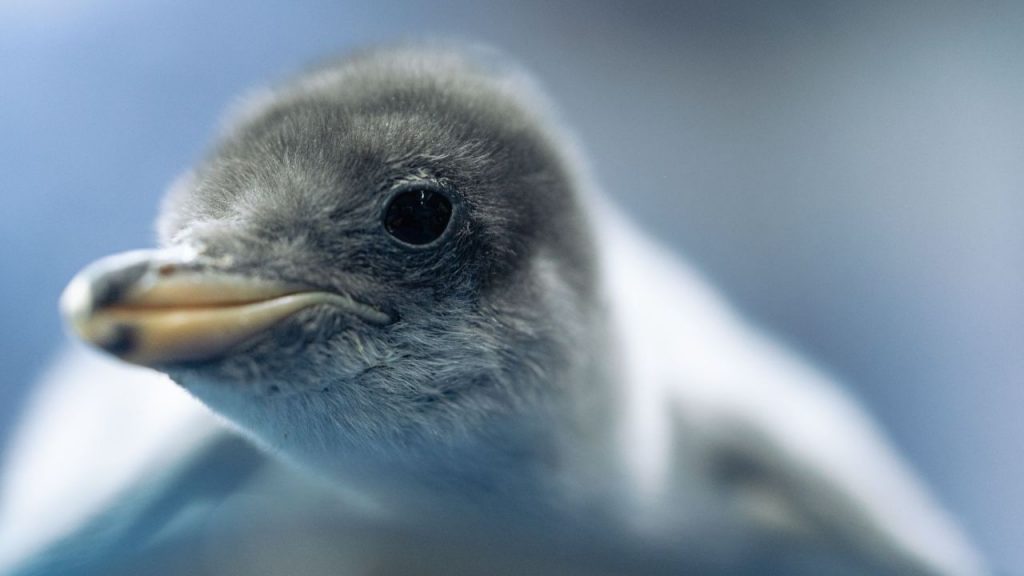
0,343 -> 220,573
598,200 -> 985,575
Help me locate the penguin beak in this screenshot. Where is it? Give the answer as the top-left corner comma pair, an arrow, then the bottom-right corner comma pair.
60,248 -> 390,367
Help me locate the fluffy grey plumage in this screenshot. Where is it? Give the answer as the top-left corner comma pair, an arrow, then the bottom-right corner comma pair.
158,46 -> 613,502
0,44 -> 985,576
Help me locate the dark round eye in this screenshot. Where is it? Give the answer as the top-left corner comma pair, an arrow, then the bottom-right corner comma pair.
383,186 -> 453,246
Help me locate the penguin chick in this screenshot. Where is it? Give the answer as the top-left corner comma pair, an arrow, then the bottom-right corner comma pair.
4,44 -> 985,575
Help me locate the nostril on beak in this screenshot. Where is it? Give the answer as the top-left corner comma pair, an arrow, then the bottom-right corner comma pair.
90,258 -> 151,309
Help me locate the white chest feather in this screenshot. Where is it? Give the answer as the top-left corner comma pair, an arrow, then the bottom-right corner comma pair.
0,345 -> 221,573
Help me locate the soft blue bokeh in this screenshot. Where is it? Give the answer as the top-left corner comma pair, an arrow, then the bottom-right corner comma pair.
1,0 -> 1021,570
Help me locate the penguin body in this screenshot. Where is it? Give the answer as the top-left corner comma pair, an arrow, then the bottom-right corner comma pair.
0,45 -> 984,575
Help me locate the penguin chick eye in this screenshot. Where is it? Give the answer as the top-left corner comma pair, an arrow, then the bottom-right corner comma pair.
383,185 -> 453,246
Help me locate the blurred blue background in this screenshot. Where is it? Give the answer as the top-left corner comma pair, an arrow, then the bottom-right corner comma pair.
1,0 -> 1020,570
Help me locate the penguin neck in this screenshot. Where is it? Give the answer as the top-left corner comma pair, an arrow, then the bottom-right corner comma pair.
435,319 -> 625,518
396,268 -> 627,516
330,418 -> 621,525
295,326 -> 624,520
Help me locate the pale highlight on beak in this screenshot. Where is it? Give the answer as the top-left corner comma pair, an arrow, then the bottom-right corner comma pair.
60,249 -> 390,366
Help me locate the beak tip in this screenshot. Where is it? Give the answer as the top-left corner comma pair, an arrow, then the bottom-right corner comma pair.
60,278 -> 139,360
60,274 -> 94,329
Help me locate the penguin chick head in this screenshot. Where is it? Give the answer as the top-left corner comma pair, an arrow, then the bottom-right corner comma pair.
61,46 -> 602,470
